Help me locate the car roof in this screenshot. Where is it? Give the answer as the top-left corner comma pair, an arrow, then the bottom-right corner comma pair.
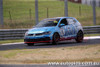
47,17 -> 74,19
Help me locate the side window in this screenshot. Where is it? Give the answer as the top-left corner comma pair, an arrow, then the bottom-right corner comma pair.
60,19 -> 68,25
67,18 -> 76,25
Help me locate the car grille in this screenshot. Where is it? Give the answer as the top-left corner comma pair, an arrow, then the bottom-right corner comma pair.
24,37 -> 50,42
27,33 -> 44,36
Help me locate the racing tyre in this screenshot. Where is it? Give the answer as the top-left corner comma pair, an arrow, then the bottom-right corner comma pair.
75,31 -> 84,43
52,33 -> 60,45
27,43 -> 34,46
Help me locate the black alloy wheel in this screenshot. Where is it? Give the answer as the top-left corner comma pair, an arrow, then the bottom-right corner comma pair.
52,33 -> 60,45
75,31 -> 84,43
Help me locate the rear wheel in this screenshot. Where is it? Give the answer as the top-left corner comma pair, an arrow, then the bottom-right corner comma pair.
27,43 -> 34,46
52,33 -> 60,45
75,31 -> 84,43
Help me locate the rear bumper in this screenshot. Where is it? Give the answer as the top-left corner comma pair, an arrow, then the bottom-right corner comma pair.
24,37 -> 51,43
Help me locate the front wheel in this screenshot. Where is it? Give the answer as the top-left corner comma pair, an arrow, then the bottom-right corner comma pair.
75,31 -> 84,43
52,33 -> 60,45
27,43 -> 34,46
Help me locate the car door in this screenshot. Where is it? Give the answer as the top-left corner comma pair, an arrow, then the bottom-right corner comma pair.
66,18 -> 77,37
59,18 -> 69,38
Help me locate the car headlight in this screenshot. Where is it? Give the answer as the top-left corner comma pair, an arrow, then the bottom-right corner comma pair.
43,31 -> 51,35
34,31 -> 51,36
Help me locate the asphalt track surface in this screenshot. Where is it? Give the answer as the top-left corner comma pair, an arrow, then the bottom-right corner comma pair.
0,39 -> 100,51
0,37 -> 100,67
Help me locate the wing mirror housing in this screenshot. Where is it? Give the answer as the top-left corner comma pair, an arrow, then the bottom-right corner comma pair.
59,24 -> 65,27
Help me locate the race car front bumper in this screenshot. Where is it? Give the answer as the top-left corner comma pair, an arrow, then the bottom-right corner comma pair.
24,37 -> 51,43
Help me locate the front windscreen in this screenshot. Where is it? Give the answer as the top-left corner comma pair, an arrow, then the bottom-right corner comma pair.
35,18 -> 60,27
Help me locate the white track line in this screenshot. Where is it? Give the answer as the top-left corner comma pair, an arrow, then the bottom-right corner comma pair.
0,36 -> 100,46
0,42 -> 24,46
84,36 -> 100,39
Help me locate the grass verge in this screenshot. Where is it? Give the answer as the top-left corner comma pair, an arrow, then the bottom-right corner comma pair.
0,44 -> 100,64
2,0 -> 100,29
0,39 -> 24,44
85,34 -> 100,37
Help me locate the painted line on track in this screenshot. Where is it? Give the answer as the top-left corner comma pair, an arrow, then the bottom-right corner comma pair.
84,36 -> 100,39
0,36 -> 100,46
0,42 -> 24,46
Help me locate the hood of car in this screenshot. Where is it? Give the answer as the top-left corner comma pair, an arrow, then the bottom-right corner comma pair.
28,27 -> 55,34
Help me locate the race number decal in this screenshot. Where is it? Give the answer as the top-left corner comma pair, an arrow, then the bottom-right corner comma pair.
60,28 -> 65,36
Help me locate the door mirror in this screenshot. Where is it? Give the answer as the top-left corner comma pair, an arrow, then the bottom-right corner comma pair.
59,24 -> 65,27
